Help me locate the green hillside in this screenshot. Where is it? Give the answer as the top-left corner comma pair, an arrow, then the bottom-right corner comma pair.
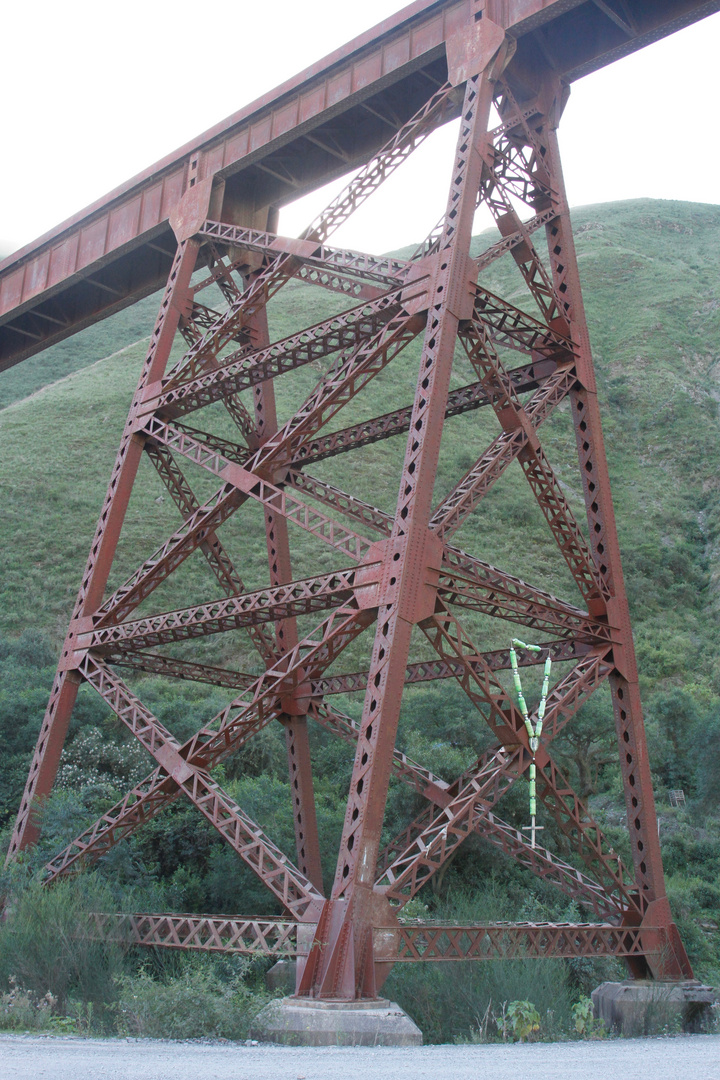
0,292 -> 162,411
1,199 -> 719,1040
3,200 -> 720,683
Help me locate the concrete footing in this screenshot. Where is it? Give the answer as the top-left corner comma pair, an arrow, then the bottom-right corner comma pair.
592,980 -> 718,1035
264,959 -> 297,994
251,996 -> 423,1046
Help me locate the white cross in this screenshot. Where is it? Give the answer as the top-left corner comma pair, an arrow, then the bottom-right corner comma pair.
521,817 -> 545,850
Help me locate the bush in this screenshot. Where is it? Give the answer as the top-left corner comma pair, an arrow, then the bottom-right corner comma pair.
696,715 -> 720,805
115,958 -> 268,1040
692,881 -> 720,910
0,872 -> 271,1039
0,978 -> 54,1031
507,999 -> 541,1041
385,954 -> 575,1043
0,875 -> 126,1019
571,995 -> 606,1038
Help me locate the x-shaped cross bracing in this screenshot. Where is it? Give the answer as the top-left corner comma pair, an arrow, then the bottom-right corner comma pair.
10,55 -> 690,989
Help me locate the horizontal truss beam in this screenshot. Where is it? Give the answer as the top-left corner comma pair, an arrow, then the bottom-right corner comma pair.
197,223 -> 408,289
382,922 -> 655,962
312,637 -> 590,696
97,915 -> 659,964
157,289 -> 404,408
86,568 -> 359,652
99,912 -> 300,956
108,638 -> 587,696
106,652 -> 257,691
291,358 -> 557,466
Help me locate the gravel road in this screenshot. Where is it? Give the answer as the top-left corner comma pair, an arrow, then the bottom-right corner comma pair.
2,1033 -> 720,1080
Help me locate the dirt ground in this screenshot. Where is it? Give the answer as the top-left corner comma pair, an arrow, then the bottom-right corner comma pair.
2,1032 -> 720,1080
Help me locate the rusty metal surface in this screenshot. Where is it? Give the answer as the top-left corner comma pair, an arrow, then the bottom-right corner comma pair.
101,912 -> 656,964
6,0 -> 701,999
2,0 -> 719,367
99,911 -> 657,966
378,921 -> 655,961
101,912 -> 302,956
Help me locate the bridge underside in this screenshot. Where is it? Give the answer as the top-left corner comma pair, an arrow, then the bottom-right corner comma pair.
2,0 -> 718,369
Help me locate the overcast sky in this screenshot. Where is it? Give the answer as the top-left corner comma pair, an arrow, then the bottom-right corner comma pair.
2,0 -> 719,258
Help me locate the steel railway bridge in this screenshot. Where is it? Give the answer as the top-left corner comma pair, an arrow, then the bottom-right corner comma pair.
3,0 -> 717,1001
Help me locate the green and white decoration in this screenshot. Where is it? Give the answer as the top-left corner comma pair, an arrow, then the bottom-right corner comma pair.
509,639 -> 552,849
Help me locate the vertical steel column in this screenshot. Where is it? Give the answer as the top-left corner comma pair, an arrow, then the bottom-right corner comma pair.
251,296 -> 324,894
539,81 -> 692,978
302,65 -> 500,1000
5,239 -> 199,860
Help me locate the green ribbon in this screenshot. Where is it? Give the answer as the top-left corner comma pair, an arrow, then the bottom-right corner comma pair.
509,638 -> 552,833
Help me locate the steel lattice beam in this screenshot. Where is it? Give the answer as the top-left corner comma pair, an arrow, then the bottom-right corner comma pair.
99,912 -> 301,956
380,922 -> 656,962
97,914 -> 659,965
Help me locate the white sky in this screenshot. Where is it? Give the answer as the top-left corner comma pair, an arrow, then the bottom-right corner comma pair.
1,0 -> 719,258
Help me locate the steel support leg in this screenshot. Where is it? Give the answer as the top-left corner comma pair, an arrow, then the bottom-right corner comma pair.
538,88 -> 691,979
5,240 -> 199,860
251,298 -> 324,893
300,68 -> 500,1000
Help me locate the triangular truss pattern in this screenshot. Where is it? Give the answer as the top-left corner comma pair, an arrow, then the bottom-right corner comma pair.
8,21 -> 692,999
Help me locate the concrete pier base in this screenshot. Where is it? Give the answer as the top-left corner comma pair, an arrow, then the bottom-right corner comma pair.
592,980 -> 718,1035
264,959 -> 297,994
251,996 -> 423,1046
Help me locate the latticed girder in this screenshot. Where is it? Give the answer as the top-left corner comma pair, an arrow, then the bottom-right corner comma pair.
195,223 -> 411,291
291,357 -> 557,467
155,289 -> 409,411
312,637 -> 591,697
102,637 -> 593,698
86,567 -> 360,652
99,914 -> 661,966
382,923 -> 657,963
99,912 -> 302,956
8,6 -> 694,995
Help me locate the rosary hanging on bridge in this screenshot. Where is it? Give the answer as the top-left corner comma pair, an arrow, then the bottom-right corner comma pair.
509,639 -> 552,849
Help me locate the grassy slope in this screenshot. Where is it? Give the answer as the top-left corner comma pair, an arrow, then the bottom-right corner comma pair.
0,293 -> 162,411
2,199 -> 720,991
2,198 -> 720,694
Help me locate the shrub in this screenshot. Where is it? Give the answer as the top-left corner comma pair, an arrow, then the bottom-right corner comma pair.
571,995 -> 606,1038
507,999 -> 541,1041
692,881 -> 720,911
115,959 -> 268,1040
0,875 -> 126,1019
385,954 -> 575,1043
0,978 -> 54,1031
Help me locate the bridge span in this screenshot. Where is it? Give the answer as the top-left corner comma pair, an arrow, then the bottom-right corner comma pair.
2,0 -> 718,370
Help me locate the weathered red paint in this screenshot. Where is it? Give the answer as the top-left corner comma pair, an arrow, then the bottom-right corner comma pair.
7,0 -> 711,994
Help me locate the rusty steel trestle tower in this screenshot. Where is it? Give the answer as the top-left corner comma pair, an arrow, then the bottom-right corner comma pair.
5,0 -> 703,1003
